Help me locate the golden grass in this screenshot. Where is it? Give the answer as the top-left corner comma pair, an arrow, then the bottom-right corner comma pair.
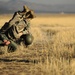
0,14 -> 75,75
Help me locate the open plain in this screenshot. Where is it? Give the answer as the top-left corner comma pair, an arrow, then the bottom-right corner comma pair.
0,14 -> 75,75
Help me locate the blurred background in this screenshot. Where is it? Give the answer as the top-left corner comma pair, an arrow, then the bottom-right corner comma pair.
0,0 -> 75,14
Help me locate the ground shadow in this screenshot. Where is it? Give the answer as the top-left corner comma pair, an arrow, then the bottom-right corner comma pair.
0,58 -> 39,64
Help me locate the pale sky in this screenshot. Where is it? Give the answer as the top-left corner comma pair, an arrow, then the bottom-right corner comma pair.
23,0 -> 75,5
0,0 -> 75,5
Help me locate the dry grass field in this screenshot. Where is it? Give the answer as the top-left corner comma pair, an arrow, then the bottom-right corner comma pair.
0,14 -> 75,75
